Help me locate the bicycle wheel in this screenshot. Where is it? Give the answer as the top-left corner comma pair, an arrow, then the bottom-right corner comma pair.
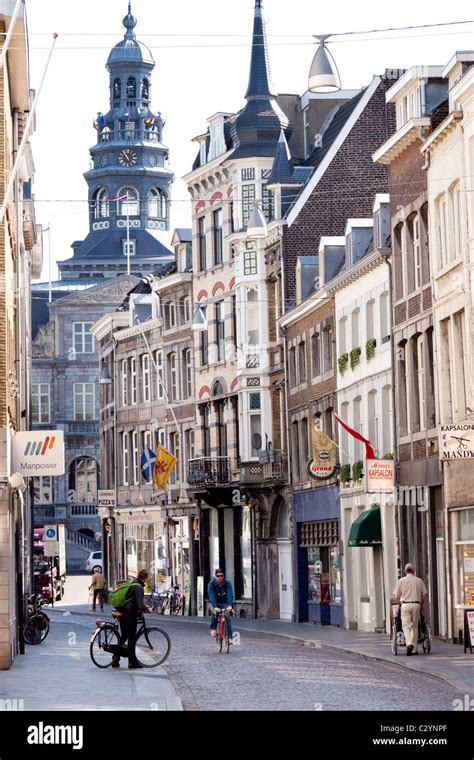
216,619 -> 223,653
24,613 -> 49,645
223,619 -> 230,654
135,627 -> 171,667
90,623 -> 120,668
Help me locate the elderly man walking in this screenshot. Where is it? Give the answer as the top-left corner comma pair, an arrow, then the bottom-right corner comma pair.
393,564 -> 428,656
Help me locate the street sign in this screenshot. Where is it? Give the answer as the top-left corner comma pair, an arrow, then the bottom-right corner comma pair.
43,541 -> 59,557
98,490 -> 116,508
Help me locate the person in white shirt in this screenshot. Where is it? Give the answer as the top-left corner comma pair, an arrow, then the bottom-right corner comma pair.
393,563 -> 428,656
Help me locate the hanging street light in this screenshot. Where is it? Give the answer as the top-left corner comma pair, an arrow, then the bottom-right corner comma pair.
308,35 -> 341,93
192,304 -> 207,332
246,203 -> 268,240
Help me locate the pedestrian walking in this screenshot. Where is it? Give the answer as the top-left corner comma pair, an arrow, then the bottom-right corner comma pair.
89,568 -> 106,612
393,563 -> 428,656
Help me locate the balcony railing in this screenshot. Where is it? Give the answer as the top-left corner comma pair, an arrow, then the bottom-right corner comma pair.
68,504 -> 98,517
65,422 -> 99,435
240,450 -> 287,484
187,457 -> 231,488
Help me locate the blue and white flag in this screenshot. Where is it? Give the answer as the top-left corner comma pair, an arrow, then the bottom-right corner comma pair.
141,447 -> 156,482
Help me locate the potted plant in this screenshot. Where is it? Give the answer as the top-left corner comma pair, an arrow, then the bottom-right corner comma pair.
350,347 -> 362,370
338,353 -> 349,375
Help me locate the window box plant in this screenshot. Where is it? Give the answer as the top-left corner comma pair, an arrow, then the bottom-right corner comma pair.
366,337 -> 376,361
350,346 -> 361,370
338,353 -> 349,375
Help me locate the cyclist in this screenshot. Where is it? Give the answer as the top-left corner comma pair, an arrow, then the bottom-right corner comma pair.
208,568 -> 234,642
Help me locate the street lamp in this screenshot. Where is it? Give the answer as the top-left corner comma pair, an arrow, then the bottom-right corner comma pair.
99,364 -> 112,385
308,35 -> 341,93
192,304 -> 207,332
246,203 -> 268,240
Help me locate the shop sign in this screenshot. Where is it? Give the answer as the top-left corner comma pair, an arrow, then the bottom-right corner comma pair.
116,511 -> 154,524
12,430 -> 65,476
98,490 -> 116,508
440,423 -> 474,460
464,558 -> 474,574
197,576 -> 204,617
307,427 -> 337,480
366,459 -> 394,493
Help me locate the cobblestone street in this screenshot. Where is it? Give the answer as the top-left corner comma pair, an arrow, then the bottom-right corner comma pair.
159,618 -> 462,711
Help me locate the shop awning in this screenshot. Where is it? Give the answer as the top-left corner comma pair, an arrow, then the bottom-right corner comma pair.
348,508 -> 382,547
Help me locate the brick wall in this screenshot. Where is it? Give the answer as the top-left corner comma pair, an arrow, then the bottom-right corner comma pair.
389,139 -> 427,215
282,80 -> 395,302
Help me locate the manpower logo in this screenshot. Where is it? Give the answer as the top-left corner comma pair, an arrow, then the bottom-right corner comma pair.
24,435 -> 57,456
12,430 -> 65,476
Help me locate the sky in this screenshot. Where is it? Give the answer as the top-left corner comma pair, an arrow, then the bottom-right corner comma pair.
24,0 -> 474,282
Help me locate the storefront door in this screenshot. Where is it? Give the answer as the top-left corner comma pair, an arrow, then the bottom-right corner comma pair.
278,541 -> 293,621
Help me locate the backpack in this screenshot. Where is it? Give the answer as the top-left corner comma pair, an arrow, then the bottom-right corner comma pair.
108,580 -> 135,610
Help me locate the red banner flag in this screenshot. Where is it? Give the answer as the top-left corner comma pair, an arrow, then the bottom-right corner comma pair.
334,412 -> 375,460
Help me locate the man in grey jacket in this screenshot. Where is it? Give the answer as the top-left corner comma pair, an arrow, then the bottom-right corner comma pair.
112,569 -> 149,669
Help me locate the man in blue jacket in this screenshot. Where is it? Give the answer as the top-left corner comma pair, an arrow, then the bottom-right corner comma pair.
208,568 -> 234,641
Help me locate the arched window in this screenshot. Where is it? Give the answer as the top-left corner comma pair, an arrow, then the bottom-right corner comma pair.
147,188 -> 166,219
126,77 -> 136,99
68,458 -> 98,504
117,187 -> 139,216
93,188 -> 109,219
113,78 -> 121,102
142,78 -> 149,101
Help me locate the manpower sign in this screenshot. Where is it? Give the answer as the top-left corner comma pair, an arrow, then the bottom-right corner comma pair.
12,431 -> 65,476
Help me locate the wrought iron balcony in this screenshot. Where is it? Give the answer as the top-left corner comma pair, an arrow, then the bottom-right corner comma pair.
187,457 -> 231,489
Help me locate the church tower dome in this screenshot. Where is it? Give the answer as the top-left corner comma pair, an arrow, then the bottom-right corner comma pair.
58,3 -> 174,283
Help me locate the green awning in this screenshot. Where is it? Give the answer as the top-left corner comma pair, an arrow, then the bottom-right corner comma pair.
348,507 -> 382,547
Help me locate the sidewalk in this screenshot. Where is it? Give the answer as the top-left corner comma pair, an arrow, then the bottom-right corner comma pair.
0,611 -> 182,711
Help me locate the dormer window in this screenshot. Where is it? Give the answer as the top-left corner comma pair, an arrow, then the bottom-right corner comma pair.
130,293 -> 158,325
122,239 -> 136,258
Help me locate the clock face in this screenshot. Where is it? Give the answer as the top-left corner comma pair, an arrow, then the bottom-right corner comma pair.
118,149 -> 138,167
149,154 -> 158,167
100,155 -> 108,167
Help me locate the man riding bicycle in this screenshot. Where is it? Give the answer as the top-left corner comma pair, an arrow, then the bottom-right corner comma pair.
208,568 -> 234,642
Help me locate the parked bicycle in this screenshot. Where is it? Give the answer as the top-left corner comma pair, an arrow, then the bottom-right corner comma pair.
90,611 -> 171,668
23,594 -> 50,645
145,585 -> 182,615
215,608 -> 231,654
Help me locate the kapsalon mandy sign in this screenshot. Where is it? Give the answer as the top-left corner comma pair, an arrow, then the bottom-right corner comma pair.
12,431 -> 65,476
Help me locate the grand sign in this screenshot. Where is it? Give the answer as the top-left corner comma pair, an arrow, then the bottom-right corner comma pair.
306,427 -> 337,480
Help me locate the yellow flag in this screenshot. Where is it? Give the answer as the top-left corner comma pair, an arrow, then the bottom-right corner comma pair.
153,445 -> 177,491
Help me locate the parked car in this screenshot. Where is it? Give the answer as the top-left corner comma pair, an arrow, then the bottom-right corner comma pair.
85,551 -> 102,573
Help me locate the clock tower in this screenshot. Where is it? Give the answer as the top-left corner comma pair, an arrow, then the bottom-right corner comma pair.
59,3 -> 175,281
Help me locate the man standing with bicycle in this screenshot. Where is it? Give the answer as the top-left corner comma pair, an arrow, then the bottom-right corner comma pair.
112,569 -> 150,669
208,569 -> 234,642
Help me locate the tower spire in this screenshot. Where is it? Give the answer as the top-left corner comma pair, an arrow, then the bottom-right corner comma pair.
122,3 -> 137,38
245,0 -> 274,99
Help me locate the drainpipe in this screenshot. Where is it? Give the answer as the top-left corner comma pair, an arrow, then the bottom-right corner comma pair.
381,251 -> 400,580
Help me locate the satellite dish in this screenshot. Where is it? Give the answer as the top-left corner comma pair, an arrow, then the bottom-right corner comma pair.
252,433 -> 262,451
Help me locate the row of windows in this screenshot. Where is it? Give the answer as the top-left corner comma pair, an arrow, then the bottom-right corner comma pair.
121,428 -> 195,486
92,187 -> 167,219
339,388 -> 392,464
289,327 -> 333,388
198,297 -> 237,366
393,206 -> 429,301
121,349 -> 193,406
32,383 -> 95,423
339,294 -> 390,354
162,298 -> 192,330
